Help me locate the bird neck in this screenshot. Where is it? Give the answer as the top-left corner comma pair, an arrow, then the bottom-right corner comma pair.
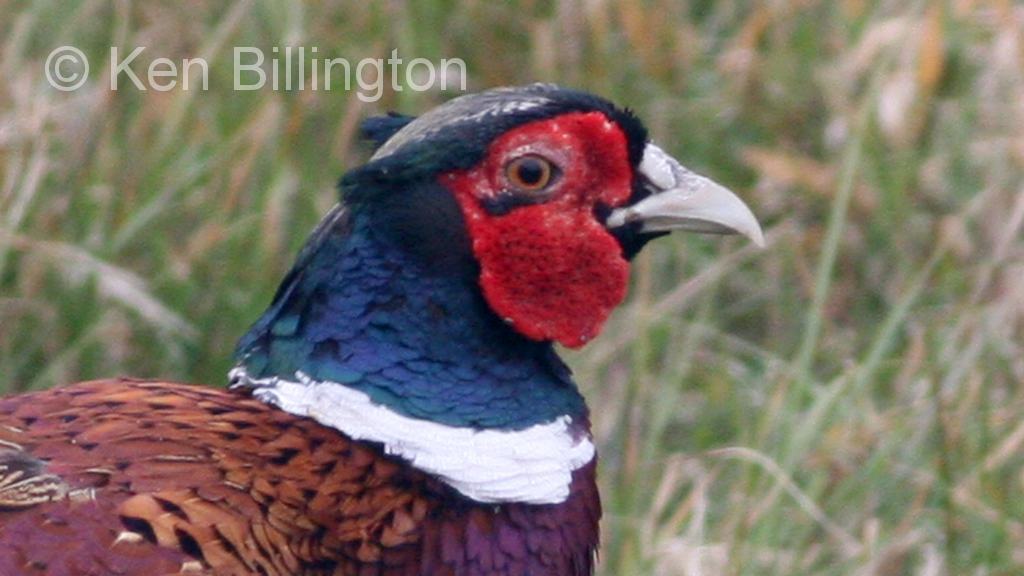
232,198 -> 588,432
231,198 -> 596,504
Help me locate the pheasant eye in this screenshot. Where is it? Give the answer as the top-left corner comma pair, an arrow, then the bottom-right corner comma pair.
506,155 -> 555,192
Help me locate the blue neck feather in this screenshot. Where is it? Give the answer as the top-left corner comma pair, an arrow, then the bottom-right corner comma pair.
234,183 -> 587,430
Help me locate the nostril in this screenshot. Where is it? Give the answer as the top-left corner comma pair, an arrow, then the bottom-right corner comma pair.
592,203 -> 613,225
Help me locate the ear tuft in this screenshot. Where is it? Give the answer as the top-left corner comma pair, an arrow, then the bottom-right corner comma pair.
360,112 -> 417,150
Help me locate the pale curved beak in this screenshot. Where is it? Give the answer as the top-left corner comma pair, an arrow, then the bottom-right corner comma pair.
606,143 -> 765,247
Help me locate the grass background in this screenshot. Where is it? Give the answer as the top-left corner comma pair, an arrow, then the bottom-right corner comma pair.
2,0 -> 1023,574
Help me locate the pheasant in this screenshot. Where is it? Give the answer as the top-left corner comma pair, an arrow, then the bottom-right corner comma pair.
0,84 -> 762,575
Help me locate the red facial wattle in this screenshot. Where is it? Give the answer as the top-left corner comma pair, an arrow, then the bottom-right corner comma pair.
443,111 -> 635,348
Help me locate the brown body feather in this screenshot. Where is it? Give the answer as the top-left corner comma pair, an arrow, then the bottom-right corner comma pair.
0,379 -> 599,576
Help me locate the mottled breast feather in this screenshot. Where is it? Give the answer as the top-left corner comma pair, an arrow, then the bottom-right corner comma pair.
0,379 -> 600,576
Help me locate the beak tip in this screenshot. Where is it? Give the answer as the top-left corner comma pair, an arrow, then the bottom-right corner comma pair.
736,213 -> 766,248
749,227 -> 766,248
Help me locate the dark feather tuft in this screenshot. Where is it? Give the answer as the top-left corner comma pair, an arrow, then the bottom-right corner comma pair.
360,112 -> 417,150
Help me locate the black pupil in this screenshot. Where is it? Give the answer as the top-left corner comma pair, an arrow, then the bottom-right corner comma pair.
516,159 -> 546,187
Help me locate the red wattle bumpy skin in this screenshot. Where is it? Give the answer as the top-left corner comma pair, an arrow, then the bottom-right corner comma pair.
444,111 -> 635,348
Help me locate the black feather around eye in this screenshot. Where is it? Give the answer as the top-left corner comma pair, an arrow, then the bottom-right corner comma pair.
479,189 -> 555,216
